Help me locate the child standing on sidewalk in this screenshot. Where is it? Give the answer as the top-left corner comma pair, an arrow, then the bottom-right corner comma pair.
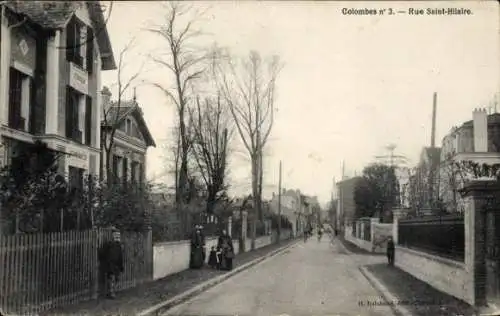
208,246 -> 219,269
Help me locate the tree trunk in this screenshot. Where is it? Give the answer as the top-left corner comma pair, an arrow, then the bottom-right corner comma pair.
206,187 -> 217,215
251,154 -> 259,250
105,148 -> 113,187
177,114 -> 189,204
257,150 -> 264,221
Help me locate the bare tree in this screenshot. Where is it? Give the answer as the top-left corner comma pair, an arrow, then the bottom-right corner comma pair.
189,94 -> 232,216
216,50 -> 282,249
145,2 -> 208,205
101,38 -> 142,185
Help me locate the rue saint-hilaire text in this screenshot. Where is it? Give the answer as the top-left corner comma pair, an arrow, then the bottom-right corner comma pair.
409,8 -> 473,15
341,7 -> 472,16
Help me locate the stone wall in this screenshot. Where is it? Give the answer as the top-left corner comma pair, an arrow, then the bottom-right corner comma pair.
344,225 -> 373,252
395,246 -> 473,305
344,218 -> 390,254
153,237 -> 240,280
153,229 -> 292,281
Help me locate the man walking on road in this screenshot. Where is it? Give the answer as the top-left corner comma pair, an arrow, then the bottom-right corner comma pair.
387,236 -> 395,266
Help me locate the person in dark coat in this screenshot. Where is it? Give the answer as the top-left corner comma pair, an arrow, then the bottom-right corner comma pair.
387,236 -> 395,266
217,229 -> 234,271
98,227 -> 124,299
189,225 -> 205,269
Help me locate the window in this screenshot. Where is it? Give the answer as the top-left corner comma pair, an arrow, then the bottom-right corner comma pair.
126,119 -> 132,135
8,68 -> 31,131
66,17 -> 83,67
138,163 -> 144,185
122,157 -> 128,185
66,17 -> 94,70
131,161 -> 139,184
86,27 -> 94,74
68,166 -> 84,191
112,155 -> 121,183
85,96 -> 92,146
66,87 -> 82,143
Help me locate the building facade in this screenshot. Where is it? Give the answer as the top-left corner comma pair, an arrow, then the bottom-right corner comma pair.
336,176 -> 361,233
0,2 -> 115,189
100,87 -> 156,184
439,109 -> 500,213
269,188 -> 308,236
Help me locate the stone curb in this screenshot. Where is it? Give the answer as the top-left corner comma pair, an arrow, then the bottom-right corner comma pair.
359,266 -> 413,316
136,239 -> 300,316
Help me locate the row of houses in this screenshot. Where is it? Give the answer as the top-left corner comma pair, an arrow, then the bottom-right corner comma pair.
334,101 -> 500,231
267,188 -> 321,236
412,107 -> 500,215
0,2 -> 156,197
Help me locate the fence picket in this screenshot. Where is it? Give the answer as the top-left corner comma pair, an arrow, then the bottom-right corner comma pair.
13,235 -> 20,313
0,229 -> 152,313
0,236 -> 4,312
20,234 -> 26,314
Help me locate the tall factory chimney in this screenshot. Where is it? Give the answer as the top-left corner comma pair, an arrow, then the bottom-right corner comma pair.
431,92 -> 437,148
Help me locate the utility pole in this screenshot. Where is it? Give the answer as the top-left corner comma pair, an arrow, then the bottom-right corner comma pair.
278,160 -> 282,242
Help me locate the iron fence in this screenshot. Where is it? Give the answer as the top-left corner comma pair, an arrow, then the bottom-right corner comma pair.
398,215 -> 464,261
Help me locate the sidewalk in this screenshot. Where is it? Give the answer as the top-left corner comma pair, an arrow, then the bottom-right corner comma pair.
365,263 -> 477,316
337,235 -> 477,315
41,239 -> 297,316
337,234 -> 384,256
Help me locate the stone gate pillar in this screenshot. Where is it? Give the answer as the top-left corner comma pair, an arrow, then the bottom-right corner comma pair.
227,216 -> 232,237
460,180 -> 499,307
370,217 -> 379,244
392,208 -> 403,244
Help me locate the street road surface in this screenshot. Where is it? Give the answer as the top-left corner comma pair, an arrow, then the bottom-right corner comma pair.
163,237 -> 395,316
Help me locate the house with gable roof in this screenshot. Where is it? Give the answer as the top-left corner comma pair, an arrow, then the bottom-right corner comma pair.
0,1 -> 115,190
100,86 -> 156,185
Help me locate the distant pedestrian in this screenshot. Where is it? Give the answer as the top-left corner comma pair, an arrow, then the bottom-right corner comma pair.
98,227 -> 124,299
317,227 -> 323,242
387,236 -> 395,266
217,229 -> 234,271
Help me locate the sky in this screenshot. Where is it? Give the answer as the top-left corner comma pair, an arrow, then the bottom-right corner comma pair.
100,1 -> 499,207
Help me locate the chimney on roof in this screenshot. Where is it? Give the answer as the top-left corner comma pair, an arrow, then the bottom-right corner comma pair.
431,92 -> 437,148
473,108 -> 488,152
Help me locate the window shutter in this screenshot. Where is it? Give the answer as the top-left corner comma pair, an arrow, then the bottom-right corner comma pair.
86,27 -> 94,74
9,69 -> 22,123
73,93 -> 80,132
85,96 -> 92,146
65,87 -> 73,138
66,17 -> 76,62
28,78 -> 35,133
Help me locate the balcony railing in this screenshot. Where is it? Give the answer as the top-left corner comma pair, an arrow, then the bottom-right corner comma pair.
8,116 -> 26,132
